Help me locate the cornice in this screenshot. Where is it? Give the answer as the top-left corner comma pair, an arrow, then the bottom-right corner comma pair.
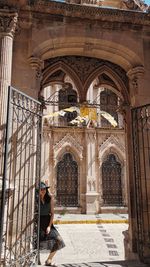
24,1 -> 150,26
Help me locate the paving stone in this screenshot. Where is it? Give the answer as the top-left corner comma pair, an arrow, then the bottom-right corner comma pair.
38,223 -> 148,267
37,261 -> 147,267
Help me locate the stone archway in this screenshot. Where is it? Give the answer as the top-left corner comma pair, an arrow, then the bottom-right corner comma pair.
6,1 -> 149,261
1,0 -> 150,264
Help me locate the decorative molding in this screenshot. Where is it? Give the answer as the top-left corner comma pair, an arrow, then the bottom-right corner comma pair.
0,10 -> 18,37
127,66 -> 145,78
99,134 -> 125,163
67,0 -> 101,5
87,176 -> 96,192
0,0 -> 28,8
54,133 -> 83,160
127,66 -> 144,95
28,56 -> 44,79
1,1 -> 149,26
26,1 -> 150,26
42,130 -> 51,140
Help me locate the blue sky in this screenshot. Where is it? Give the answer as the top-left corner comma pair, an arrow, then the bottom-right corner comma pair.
145,0 -> 150,5
55,0 -> 150,5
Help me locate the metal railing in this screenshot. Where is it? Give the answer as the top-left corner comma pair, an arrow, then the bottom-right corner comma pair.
0,86 -> 42,266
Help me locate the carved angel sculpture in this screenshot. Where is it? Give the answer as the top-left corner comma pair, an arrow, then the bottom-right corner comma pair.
123,0 -> 148,11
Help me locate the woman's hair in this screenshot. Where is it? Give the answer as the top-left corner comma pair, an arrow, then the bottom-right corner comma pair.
44,188 -> 51,203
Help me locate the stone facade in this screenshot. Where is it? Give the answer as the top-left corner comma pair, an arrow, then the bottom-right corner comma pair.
0,0 -> 150,263
41,77 -> 127,215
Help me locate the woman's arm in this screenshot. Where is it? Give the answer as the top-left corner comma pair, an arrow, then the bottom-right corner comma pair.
46,196 -> 54,234
49,196 -> 54,227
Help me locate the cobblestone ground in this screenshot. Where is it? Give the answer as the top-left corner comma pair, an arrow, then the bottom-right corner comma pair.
40,223 -> 129,265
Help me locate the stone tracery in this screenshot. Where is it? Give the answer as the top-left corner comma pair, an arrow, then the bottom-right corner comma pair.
54,133 -> 83,161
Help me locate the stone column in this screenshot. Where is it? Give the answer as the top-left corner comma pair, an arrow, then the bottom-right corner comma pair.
0,10 -> 18,258
85,130 -> 99,214
0,10 -> 18,177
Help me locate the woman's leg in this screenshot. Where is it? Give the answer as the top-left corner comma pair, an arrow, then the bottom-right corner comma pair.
45,251 -> 56,265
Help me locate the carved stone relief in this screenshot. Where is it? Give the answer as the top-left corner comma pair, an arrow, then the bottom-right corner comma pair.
53,133 -> 83,162
127,66 -> 144,104
28,56 -> 44,80
99,134 -> 125,165
123,0 -> 148,11
0,12 -> 18,37
87,176 -> 96,191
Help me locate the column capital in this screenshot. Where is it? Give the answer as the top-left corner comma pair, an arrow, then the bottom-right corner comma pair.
28,56 -> 44,79
127,66 -> 144,79
127,66 -> 144,95
0,10 -> 18,38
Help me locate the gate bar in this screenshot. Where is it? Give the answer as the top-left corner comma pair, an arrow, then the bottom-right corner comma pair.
10,86 -> 41,105
0,86 -> 12,261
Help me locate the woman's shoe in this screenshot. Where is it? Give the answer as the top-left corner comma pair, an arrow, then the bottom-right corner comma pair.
45,260 -> 52,266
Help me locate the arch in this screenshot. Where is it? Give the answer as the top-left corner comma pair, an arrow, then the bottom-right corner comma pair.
32,37 -> 143,72
101,148 -> 125,168
95,85 -> 123,100
54,133 -> 83,166
42,61 -> 83,98
84,64 -> 129,104
98,135 -> 127,207
99,135 -> 125,165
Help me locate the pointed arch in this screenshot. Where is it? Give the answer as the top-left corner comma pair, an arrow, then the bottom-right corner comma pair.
99,135 -> 125,167
54,133 -> 83,166
98,135 -> 127,207
84,64 -> 129,104
42,61 -> 83,99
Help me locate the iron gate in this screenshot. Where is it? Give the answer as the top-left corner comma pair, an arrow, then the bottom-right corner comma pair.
0,86 -> 42,266
132,104 -> 150,261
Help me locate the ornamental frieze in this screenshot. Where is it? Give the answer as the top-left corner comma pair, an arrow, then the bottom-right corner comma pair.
27,0 -> 150,26
0,1 -> 149,26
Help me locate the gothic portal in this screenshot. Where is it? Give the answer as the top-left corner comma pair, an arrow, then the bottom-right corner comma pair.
0,0 -> 150,265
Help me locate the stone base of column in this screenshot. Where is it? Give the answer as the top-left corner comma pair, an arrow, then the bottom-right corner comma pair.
86,192 -> 99,214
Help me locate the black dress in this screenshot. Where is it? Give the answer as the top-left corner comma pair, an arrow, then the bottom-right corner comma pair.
39,198 -> 65,251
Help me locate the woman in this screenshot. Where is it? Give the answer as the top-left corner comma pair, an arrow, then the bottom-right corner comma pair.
39,181 -> 65,266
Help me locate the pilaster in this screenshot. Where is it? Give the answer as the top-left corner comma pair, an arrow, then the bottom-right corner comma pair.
85,129 -> 99,214
127,66 -> 144,106
28,56 -> 44,94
